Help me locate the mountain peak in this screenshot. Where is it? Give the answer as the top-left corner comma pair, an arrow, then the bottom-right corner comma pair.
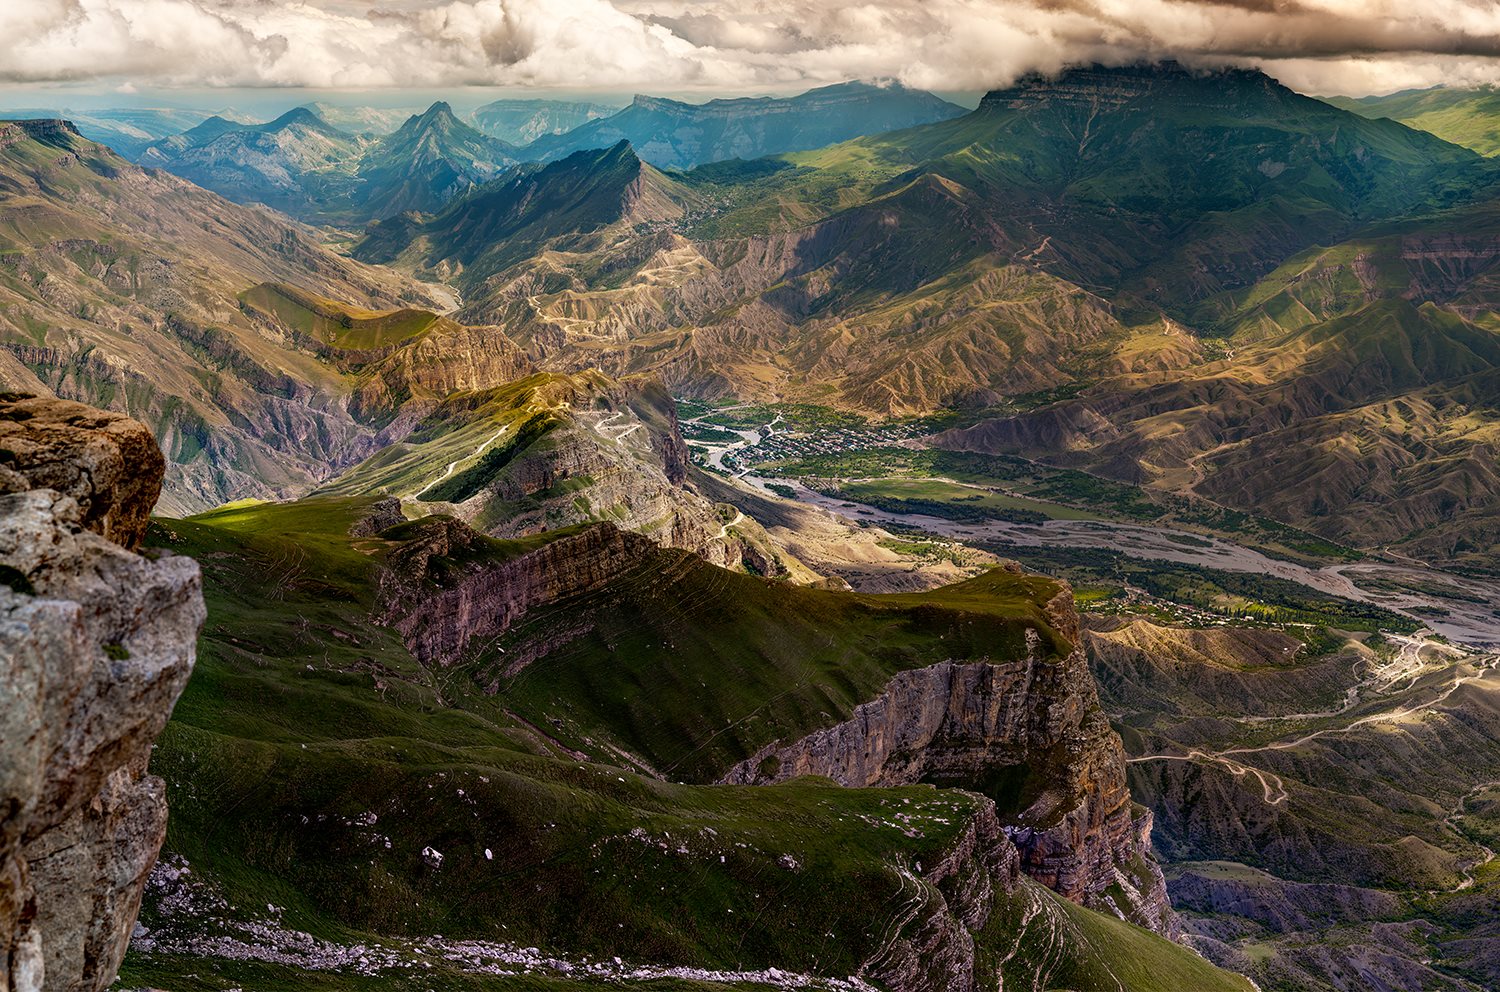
265,106 -> 334,132
395,101 -> 464,137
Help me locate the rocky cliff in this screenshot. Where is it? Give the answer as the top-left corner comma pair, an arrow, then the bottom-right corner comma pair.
723,579 -> 1173,934
0,395 -> 165,551
864,799 -> 1023,992
377,517 -> 651,668
0,399 -> 202,992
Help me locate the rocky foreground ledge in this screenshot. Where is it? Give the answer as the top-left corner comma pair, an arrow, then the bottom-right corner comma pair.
0,395 -> 203,992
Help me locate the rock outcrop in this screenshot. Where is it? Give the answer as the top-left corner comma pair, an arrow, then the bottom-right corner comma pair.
0,395 -> 165,551
0,401 -> 202,992
723,582 -> 1174,934
378,519 -> 652,667
864,799 -> 1022,992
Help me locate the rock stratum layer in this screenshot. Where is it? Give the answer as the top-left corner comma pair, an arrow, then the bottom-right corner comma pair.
0,400 -> 202,992
724,581 -> 1173,934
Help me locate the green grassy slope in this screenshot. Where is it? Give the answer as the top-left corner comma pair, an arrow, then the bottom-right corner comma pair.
239,282 -> 438,349
125,500 -> 1252,991
491,551 -> 1068,781
1327,86 -> 1500,156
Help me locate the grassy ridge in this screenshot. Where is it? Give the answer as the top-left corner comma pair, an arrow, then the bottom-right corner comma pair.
492,555 -> 1068,781
127,501 -> 1251,991
239,282 -> 438,350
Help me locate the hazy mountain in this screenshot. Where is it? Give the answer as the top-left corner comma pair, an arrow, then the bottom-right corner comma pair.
0,106 -> 240,158
137,105 -> 365,217
301,100 -> 422,136
354,101 -> 517,218
521,80 -> 966,169
136,101 -> 521,221
1327,85 -> 1500,155
470,97 -> 615,144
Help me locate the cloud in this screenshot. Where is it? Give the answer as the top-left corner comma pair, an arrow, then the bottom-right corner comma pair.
4,0 -> 1500,95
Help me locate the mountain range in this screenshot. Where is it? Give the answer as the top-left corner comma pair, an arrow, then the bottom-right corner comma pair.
344,63 -> 1500,573
520,81 -> 967,169
126,83 -> 966,222
471,97 -> 616,144
3,60 -> 1500,992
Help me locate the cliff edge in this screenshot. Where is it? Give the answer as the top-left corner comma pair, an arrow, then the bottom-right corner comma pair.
1,395 -> 202,992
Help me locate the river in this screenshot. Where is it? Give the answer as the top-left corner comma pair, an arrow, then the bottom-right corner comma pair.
683,414 -> 1500,649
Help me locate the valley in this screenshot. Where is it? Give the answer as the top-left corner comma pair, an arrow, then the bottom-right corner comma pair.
4,52 -> 1500,992
681,401 -> 1500,646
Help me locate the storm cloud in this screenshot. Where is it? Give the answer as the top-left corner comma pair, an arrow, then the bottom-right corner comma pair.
5,0 -> 1500,95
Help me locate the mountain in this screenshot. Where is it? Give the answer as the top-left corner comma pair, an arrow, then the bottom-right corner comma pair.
353,101 -> 517,218
349,63 -> 1500,572
362,63 -> 1492,415
1327,85 -> 1500,156
137,106 -> 365,217
357,140 -> 697,286
0,106 -> 237,159
938,206 -> 1500,572
470,97 -> 615,144
138,102 -> 519,221
111,489 -> 1252,992
521,80 -> 967,169
317,367 -> 792,573
0,119 -> 530,513
300,101 -> 421,136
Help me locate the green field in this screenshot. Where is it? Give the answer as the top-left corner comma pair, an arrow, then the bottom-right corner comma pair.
240,282 -> 438,350
817,476 -> 1099,525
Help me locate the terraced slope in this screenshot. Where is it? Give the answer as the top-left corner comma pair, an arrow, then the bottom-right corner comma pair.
120,497 -> 1252,992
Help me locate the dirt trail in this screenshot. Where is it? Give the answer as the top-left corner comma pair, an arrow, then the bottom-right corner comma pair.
411,423 -> 511,501
1131,644 -> 1500,826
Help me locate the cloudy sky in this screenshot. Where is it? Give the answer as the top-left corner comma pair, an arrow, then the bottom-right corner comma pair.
5,0 -> 1500,99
